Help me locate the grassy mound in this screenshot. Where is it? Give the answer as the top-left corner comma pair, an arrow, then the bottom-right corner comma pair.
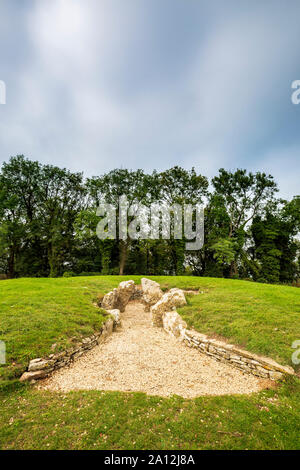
0,275 -> 299,450
1,275 -> 299,384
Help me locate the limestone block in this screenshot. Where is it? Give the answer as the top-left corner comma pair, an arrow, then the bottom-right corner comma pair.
101,289 -> 119,310
151,288 -> 186,326
117,280 -> 135,312
163,311 -> 187,338
141,278 -> 163,310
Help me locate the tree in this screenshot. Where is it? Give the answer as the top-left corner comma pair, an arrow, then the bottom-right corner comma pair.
0,156 -> 85,277
156,167 -> 208,274
0,156 -> 42,277
251,197 -> 300,283
211,238 -> 236,267
38,164 -> 85,277
211,169 -> 278,277
87,169 -> 154,275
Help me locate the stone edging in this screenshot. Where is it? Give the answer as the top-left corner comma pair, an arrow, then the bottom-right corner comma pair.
20,318 -> 115,383
181,329 -> 294,380
19,280 -> 139,383
142,278 -> 295,381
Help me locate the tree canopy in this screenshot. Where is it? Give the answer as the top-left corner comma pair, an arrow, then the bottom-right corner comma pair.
0,155 -> 299,284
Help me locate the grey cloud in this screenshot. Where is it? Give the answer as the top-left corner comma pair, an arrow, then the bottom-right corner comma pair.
0,0 -> 299,198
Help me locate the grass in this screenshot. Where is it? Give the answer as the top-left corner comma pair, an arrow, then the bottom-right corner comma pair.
173,277 -> 300,369
0,276 -> 110,382
0,377 -> 299,450
0,275 -> 299,449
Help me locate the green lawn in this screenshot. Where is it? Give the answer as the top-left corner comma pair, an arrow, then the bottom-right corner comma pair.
1,378 -> 299,450
174,277 -> 300,368
0,275 -> 299,450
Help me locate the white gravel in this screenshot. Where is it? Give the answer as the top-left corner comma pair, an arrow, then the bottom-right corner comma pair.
41,301 -> 266,398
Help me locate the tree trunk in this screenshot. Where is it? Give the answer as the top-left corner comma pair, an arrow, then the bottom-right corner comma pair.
48,244 -> 59,277
119,240 -> 128,275
7,247 -> 15,279
230,259 -> 238,278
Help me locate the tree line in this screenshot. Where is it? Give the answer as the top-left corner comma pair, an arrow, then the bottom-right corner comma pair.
0,155 -> 299,283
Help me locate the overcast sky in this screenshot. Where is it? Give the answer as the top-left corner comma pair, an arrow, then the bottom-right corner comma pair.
0,0 -> 299,198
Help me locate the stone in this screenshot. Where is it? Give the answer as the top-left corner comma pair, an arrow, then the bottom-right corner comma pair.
131,285 -> 143,300
101,289 -> 119,310
163,311 -> 187,338
72,351 -> 84,360
101,281 -> 135,313
107,309 -> 121,326
150,288 -> 186,327
183,290 -> 199,296
230,354 -> 241,361
116,280 -> 135,312
28,358 -> 54,372
20,370 -> 49,382
141,278 -> 163,311
82,337 -> 92,344
102,318 -> 114,338
269,371 -> 284,381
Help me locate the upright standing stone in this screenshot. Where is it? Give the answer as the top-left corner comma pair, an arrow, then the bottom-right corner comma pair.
141,278 -> 163,311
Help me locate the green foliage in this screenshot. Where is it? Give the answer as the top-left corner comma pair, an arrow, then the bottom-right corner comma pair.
0,155 -> 85,278
0,157 -> 298,283
211,238 -> 236,266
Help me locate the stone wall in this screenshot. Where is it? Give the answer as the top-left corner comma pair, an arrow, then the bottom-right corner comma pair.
181,329 -> 294,380
161,304 -> 294,381
20,318 -> 114,382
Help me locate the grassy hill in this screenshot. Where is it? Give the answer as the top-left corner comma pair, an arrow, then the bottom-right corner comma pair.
0,276 -> 299,450
1,276 -> 299,384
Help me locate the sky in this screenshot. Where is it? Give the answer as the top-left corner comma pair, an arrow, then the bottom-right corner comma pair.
0,0 -> 299,199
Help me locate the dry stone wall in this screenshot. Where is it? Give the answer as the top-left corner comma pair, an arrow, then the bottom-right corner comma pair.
20,318 -> 114,383
181,329 -> 294,380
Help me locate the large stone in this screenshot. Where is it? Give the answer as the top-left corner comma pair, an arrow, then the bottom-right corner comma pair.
107,309 -> 121,326
141,278 -> 163,311
151,288 -> 186,326
116,280 -> 135,312
131,285 -> 143,300
20,370 -> 49,382
28,358 -> 54,372
102,318 -> 114,339
101,289 -> 119,310
101,281 -> 135,312
152,288 -> 186,325
168,288 -> 187,307
163,311 -> 187,338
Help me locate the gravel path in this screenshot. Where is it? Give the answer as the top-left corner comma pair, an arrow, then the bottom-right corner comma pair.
41,301 -> 266,398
